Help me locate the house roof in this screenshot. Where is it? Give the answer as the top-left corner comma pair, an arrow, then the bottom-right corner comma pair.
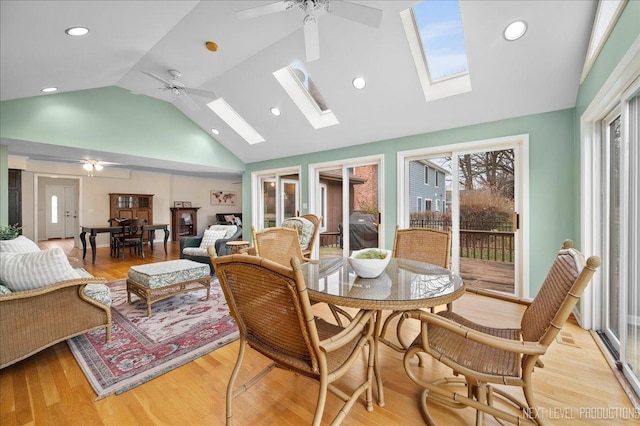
0,1 -> 597,177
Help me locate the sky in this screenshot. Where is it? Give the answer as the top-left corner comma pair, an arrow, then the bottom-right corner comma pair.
413,0 -> 469,80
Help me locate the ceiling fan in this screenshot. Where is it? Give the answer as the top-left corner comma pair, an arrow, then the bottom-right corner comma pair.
131,69 -> 217,111
236,0 -> 383,62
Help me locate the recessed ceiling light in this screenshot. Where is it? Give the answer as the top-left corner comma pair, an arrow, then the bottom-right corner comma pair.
65,27 -> 89,36
211,128 -> 220,135
41,87 -> 58,93
352,77 -> 366,89
504,20 -> 527,41
270,107 -> 281,116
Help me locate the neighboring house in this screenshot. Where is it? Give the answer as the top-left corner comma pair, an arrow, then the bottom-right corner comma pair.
408,159 -> 448,213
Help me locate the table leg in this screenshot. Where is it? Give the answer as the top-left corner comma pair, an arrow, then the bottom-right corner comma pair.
373,309 -> 385,407
163,229 -> 169,254
148,230 -> 156,252
89,232 -> 97,265
80,230 -> 87,259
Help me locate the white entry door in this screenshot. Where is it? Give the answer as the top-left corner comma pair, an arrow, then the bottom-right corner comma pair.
45,185 -> 75,239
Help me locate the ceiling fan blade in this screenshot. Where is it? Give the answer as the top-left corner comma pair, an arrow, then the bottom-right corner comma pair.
141,71 -> 173,87
304,15 -> 320,62
184,88 -> 218,99
327,0 -> 383,28
236,1 -> 293,20
175,93 -> 201,111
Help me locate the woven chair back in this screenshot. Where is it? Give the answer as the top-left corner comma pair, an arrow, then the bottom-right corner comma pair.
214,255 -> 321,371
521,245 -> 599,345
252,227 -> 306,267
392,227 -> 451,269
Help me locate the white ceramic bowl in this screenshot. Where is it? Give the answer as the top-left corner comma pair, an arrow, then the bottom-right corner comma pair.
348,249 -> 392,278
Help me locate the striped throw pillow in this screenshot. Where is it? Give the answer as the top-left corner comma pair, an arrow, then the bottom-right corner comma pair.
0,235 -> 41,253
0,248 -> 80,291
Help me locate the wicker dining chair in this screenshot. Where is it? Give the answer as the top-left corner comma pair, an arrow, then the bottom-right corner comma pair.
212,254 -> 376,426
379,226 -> 452,352
251,226 -> 309,265
298,213 -> 322,258
402,240 -> 600,426
250,225 -> 353,326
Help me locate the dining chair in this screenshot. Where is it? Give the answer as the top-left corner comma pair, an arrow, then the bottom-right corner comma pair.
249,225 -> 352,326
212,254 -> 376,426
251,226 -> 308,264
402,240 -> 600,426
115,218 -> 146,259
282,213 -> 322,258
379,226 -> 452,352
107,218 -> 120,257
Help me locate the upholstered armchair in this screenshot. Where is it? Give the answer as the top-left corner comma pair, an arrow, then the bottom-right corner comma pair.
180,224 -> 243,272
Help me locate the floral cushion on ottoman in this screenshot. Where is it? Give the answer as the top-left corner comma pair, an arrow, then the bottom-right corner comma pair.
128,259 -> 210,289
281,217 -> 314,250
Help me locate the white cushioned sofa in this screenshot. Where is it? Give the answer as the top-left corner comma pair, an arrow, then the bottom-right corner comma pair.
0,236 -> 112,369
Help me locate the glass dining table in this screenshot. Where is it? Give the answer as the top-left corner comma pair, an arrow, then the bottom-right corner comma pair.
300,257 -> 465,407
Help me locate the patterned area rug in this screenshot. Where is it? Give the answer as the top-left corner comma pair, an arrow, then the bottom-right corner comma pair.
68,278 -> 238,400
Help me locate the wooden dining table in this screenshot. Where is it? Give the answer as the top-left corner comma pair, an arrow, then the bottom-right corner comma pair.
80,223 -> 170,265
300,257 -> 465,407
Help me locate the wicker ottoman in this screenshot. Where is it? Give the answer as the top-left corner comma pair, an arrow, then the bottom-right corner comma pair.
127,259 -> 211,317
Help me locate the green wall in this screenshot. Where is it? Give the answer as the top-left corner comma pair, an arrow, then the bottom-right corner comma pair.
573,0 -> 640,244
246,108 -> 576,296
244,2 -> 640,298
0,86 -> 244,172
0,144 -> 7,225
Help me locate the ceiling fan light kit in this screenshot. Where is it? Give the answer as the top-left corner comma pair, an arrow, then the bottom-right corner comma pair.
236,0 -> 382,62
133,69 -> 218,111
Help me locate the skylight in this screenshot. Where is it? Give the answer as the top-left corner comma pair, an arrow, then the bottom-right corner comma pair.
273,61 -> 338,129
206,98 -> 265,145
401,0 -> 472,102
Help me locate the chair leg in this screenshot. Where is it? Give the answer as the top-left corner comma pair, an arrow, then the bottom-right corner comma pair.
226,339 -> 246,426
312,373 -> 329,426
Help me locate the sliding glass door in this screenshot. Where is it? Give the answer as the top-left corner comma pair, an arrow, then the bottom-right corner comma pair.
400,136 -> 526,296
310,156 -> 383,258
254,169 -> 300,230
601,91 -> 640,396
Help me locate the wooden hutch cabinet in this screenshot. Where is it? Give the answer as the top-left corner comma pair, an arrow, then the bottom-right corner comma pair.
109,193 -> 154,224
170,207 -> 200,241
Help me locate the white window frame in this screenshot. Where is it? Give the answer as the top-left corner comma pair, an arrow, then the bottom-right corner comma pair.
425,199 -> 432,211
398,134 -> 529,298
580,36 -> 639,331
424,166 -> 430,185
417,196 -> 423,212
251,166 -> 302,231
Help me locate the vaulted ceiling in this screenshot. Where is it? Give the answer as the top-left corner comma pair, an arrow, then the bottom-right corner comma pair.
0,0 -> 597,175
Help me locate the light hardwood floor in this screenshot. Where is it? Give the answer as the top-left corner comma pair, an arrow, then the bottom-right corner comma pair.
0,239 -> 637,425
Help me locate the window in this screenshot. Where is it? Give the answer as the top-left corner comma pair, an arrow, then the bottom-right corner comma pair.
207,98 -> 265,144
425,199 -> 432,211
50,195 -> 58,223
400,0 -> 472,102
435,199 -> 441,212
273,61 -> 339,129
424,166 -> 430,185
435,171 -> 440,187
417,197 -> 423,212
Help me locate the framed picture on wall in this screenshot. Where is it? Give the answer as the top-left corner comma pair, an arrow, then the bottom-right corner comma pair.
210,190 -> 237,205
173,201 -> 183,207
183,201 -> 192,208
